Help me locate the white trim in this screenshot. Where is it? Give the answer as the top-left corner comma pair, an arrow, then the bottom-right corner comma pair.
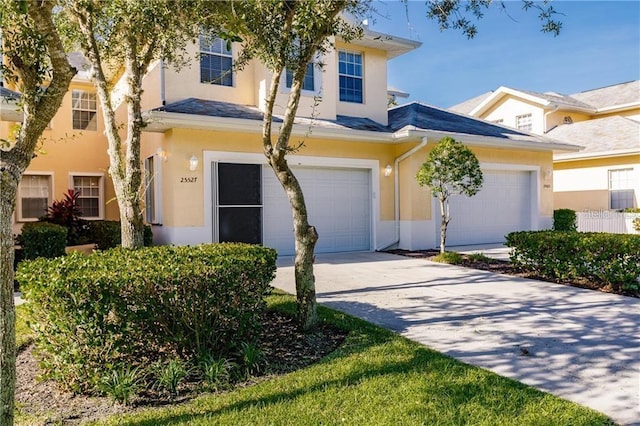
554,148 -> 640,162
203,151 -> 380,251
198,35 -> 234,87
337,49 -> 364,104
16,171 -> 54,222
595,101 -> 640,114
68,172 -> 105,220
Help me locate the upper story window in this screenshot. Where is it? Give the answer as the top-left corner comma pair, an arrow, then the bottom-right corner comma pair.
338,50 -> 363,103
491,118 -> 504,124
609,168 -> 635,210
516,113 -> 532,132
72,90 -> 97,131
200,35 -> 233,86
72,175 -> 103,219
17,174 -> 51,221
286,62 -> 315,92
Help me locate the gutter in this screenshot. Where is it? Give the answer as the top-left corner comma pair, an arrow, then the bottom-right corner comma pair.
377,136 -> 429,251
543,104 -> 559,133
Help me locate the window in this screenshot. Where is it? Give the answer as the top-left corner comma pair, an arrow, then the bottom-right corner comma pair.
17,174 -> 51,221
286,62 -> 315,92
609,168 -> 635,210
516,113 -> 532,132
72,90 -> 97,130
199,35 -> 233,86
144,156 -> 162,224
492,118 -> 504,124
72,175 -> 103,219
338,50 -> 363,103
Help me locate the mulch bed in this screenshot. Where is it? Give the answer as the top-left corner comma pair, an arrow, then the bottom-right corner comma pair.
16,310 -> 348,424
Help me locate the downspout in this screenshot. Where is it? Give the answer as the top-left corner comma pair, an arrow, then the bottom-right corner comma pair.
543,104 -> 559,133
377,136 -> 428,250
160,59 -> 166,105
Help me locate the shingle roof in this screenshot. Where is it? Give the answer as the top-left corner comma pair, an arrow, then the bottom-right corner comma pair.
449,91 -> 492,114
516,89 -> 594,110
0,86 -> 21,101
388,102 -> 546,140
569,80 -> 640,110
154,98 -> 392,133
547,116 -> 640,153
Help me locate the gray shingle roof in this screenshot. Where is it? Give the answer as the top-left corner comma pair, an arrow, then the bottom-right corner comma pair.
569,80 -> 640,110
449,91 -> 492,114
547,116 -> 640,153
388,102 -> 541,140
0,86 -> 21,101
154,98 -> 392,132
516,89 -> 595,110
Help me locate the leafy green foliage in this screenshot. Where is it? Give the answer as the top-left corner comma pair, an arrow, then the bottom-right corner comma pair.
239,341 -> 264,378
99,365 -> 145,406
467,252 -> 491,263
16,243 -> 277,394
553,209 -> 577,231
90,220 -> 153,249
42,190 -> 92,245
633,217 -> 640,233
506,231 -> 640,295
431,251 -> 464,265
19,222 -> 67,260
197,354 -> 233,391
154,358 -> 189,395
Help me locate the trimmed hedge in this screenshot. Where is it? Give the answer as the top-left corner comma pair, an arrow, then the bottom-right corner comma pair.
505,231 -> 640,295
553,209 -> 577,231
17,243 -> 277,393
91,220 -> 153,249
20,222 -> 68,260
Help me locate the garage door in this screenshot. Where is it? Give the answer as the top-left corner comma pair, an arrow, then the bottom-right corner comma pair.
441,170 -> 532,246
263,166 -> 371,255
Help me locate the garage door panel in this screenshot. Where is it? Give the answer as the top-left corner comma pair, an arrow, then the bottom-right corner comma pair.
263,166 -> 371,255
442,170 -> 532,246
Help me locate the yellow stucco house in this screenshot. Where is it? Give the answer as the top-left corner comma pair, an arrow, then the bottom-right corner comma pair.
2,28 -> 578,253
451,81 -> 640,213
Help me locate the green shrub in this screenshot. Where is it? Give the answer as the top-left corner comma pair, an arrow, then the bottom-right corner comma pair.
42,190 -> 92,245
20,222 -> 68,260
553,209 -> 577,231
198,354 -> 233,391
431,251 -> 463,265
17,243 -> 276,394
633,217 -> 640,233
506,231 -> 640,294
99,365 -> 145,406
90,221 -> 153,250
155,358 -> 189,395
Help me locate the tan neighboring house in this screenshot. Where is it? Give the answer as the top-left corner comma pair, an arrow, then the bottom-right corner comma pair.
2,28 -> 579,253
451,81 -> 640,212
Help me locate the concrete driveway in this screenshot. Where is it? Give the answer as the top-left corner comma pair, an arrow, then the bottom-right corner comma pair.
272,251 -> 640,425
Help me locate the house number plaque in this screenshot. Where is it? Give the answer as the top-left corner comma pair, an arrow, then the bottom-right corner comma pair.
180,177 -> 198,183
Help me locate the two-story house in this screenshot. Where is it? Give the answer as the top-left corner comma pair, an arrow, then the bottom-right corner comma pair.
2,28 -> 578,253
451,81 -> 640,212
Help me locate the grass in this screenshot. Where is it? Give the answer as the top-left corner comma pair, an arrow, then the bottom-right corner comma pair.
15,304 -> 34,352
431,251 -> 463,265
75,293 -> 612,426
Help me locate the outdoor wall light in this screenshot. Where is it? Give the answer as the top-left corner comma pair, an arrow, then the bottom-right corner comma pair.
384,164 -> 393,177
189,155 -> 199,171
543,169 -> 553,181
156,147 -> 167,161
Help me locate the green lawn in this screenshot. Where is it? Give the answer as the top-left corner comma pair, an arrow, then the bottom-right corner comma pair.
15,304 -> 33,352
84,293 -> 612,426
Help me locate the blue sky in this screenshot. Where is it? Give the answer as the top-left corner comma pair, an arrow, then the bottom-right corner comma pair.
368,1 -> 640,108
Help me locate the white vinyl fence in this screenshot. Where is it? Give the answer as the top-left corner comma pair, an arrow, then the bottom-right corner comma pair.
576,211 -> 640,234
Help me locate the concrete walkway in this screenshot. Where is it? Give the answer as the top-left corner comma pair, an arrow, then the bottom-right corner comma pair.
272,252 -> 639,425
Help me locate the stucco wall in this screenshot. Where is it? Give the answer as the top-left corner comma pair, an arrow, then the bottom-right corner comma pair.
482,96 -> 545,134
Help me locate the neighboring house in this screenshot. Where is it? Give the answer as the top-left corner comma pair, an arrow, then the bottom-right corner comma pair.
1,53 -> 119,236
2,28 -> 578,253
451,81 -> 640,212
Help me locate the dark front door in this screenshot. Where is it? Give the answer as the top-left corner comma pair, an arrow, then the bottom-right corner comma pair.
216,162 -> 262,244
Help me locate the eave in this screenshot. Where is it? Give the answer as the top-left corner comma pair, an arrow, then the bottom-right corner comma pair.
554,148 -> 640,162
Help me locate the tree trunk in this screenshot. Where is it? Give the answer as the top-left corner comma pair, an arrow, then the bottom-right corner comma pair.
0,177 -> 17,426
439,196 -> 449,254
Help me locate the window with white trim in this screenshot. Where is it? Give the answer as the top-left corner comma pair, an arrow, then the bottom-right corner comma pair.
72,175 -> 103,219
609,168 -> 635,210
17,174 -> 51,221
72,90 -> 97,130
199,35 -> 233,86
516,113 -> 532,132
338,50 -> 363,103
145,156 -> 162,224
286,62 -> 315,92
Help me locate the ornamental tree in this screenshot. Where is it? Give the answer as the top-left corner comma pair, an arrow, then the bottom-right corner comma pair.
416,137 -> 483,253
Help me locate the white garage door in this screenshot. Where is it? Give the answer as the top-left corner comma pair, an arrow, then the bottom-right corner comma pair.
441,170 -> 532,246
263,166 -> 371,255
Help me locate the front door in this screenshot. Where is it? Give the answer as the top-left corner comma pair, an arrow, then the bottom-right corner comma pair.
215,162 -> 262,244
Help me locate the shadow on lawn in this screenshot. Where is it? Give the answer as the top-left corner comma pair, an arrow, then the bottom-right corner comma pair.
118,301 -> 613,426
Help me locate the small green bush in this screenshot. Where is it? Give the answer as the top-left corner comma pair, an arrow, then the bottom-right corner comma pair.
198,354 -> 233,391
633,217 -> 640,233
506,231 -> 640,295
99,365 -> 145,406
553,209 -> 577,231
20,222 -> 68,260
17,243 -> 276,394
155,358 -> 189,395
90,220 -> 153,249
431,251 -> 463,265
